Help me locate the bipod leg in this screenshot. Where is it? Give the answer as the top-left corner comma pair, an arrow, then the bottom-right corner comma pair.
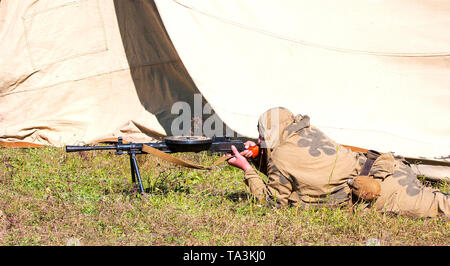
130,152 -> 145,194
129,154 -> 136,184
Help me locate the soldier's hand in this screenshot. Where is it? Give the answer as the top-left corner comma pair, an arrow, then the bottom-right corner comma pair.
227,145 -> 252,171
241,141 -> 257,158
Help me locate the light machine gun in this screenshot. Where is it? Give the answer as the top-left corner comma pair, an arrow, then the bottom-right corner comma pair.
65,136 -> 259,194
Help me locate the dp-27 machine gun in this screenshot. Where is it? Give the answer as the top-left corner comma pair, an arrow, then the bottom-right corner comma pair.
66,136 -> 259,194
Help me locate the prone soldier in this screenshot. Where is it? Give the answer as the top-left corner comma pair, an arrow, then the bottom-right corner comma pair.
227,107 -> 449,218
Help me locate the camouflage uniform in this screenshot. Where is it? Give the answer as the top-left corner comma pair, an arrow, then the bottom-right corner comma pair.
243,107 -> 449,218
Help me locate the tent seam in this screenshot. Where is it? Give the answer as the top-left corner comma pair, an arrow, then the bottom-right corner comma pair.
0,60 -> 183,97
172,0 -> 450,58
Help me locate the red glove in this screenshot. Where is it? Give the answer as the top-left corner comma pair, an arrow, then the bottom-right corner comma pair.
241,141 -> 259,158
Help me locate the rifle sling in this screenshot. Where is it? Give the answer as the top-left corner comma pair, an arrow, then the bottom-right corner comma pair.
141,144 -> 231,170
359,150 -> 382,176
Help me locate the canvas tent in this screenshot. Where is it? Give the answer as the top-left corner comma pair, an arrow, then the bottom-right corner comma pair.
0,0 -> 204,145
1,1 -> 449,166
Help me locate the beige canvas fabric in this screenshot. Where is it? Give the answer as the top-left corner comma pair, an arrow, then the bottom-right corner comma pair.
244,108 -> 449,217
0,0 -> 200,145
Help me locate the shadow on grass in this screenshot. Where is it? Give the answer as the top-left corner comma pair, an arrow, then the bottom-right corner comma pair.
104,182 -> 253,205
224,191 -> 251,203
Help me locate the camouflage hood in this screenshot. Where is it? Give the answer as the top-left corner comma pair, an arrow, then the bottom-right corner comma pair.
257,107 -> 310,149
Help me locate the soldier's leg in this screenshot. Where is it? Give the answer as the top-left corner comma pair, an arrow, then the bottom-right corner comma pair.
375,161 -> 449,218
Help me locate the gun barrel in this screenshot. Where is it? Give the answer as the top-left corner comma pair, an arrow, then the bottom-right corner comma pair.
65,142 -> 171,153
65,145 -> 117,153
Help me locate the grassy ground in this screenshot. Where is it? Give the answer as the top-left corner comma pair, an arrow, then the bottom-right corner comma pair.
0,147 -> 448,246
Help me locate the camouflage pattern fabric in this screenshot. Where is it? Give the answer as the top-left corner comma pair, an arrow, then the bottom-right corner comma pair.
245,107 -> 359,207
243,107 -> 449,218
371,154 -> 449,218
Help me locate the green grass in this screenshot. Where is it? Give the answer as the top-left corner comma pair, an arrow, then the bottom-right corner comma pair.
0,147 -> 448,246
